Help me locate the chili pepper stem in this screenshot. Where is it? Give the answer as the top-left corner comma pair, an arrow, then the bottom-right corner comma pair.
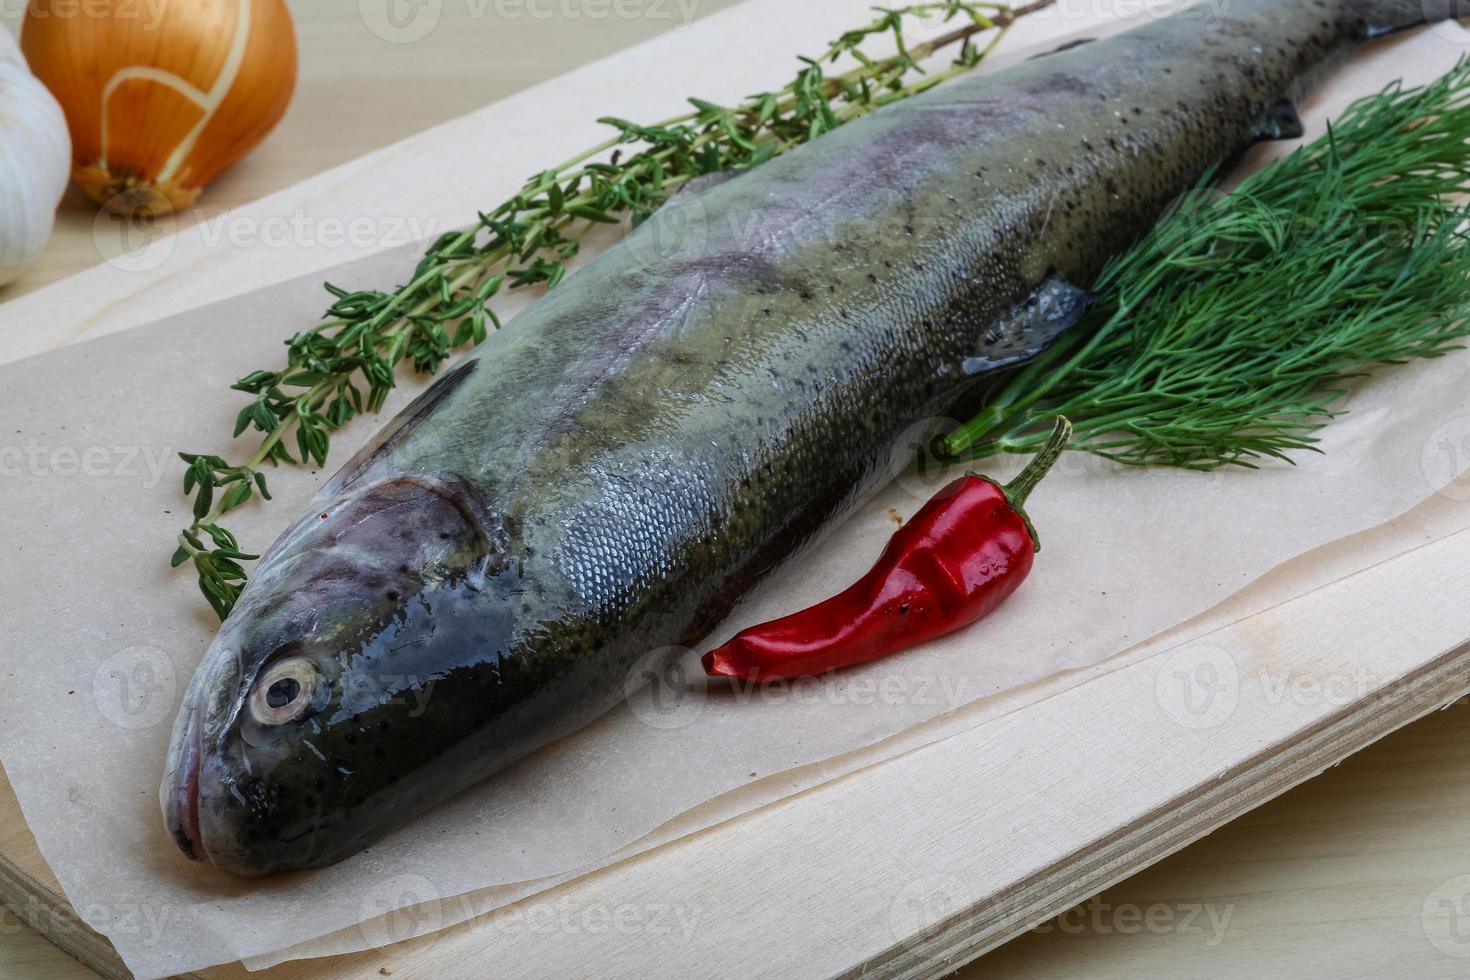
972,416 -> 1071,552
1003,416 -> 1073,509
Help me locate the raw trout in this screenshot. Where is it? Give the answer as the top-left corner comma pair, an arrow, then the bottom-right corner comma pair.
164,0 -> 1462,874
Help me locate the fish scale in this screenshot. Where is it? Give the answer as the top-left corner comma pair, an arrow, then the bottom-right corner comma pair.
162,0 -> 1464,874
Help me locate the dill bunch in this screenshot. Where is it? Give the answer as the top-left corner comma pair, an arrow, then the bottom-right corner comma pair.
945,59 -> 1470,467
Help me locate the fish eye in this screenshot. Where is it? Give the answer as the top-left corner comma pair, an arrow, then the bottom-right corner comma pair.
249,657 -> 321,726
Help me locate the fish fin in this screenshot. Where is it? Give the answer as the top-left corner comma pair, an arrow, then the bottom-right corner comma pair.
1361,0 -> 1469,37
962,274 -> 1092,377
1251,98 -> 1304,143
1027,36 -> 1095,60
317,356 -> 480,500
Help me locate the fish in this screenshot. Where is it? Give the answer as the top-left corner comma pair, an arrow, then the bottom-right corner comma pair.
163,0 -> 1463,874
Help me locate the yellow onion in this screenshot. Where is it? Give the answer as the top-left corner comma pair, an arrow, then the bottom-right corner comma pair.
21,0 -> 297,216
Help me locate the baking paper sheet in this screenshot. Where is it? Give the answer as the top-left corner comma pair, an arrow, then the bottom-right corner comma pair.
5,11 -> 1470,980
249,471 -> 1470,971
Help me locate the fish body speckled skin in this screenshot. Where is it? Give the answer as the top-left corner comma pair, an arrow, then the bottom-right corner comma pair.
164,0 -> 1463,873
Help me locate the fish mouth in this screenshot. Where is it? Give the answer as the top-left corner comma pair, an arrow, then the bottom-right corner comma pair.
161,701 -> 206,862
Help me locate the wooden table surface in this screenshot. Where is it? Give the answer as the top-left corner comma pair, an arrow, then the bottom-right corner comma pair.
3,2 -> 1469,977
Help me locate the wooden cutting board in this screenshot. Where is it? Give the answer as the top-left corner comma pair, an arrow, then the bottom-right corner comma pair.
4,522 -> 1470,979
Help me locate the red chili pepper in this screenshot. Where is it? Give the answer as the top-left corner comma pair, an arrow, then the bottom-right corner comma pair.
702,417 -> 1072,683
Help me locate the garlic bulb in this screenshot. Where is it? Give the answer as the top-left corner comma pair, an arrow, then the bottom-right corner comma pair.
21,0 -> 297,217
0,27 -> 69,288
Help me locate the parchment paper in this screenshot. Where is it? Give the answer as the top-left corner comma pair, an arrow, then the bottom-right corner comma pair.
246,470 -> 1470,971
5,14 -> 1470,980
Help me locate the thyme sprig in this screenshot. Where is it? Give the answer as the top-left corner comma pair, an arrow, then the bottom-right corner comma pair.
947,60 -> 1470,468
175,2 -> 1051,618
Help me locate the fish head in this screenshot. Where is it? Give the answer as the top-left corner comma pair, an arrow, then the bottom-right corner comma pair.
161,474 -> 498,875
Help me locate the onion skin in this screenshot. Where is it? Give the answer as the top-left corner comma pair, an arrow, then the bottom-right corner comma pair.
20,0 -> 297,216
